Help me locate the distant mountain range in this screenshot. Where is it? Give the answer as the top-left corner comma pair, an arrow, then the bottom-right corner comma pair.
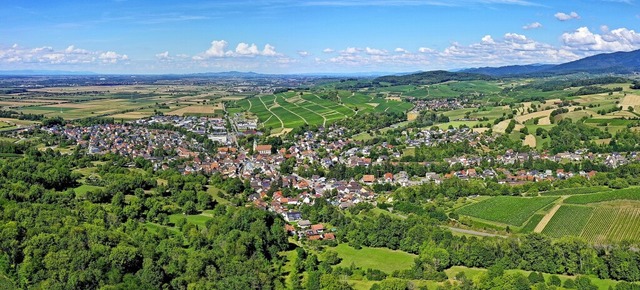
0,70 -> 97,76
462,49 -> 640,76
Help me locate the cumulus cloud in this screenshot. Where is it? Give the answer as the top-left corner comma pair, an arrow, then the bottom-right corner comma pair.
481,35 -> 495,44
561,26 -> 640,51
195,40 -> 281,59
235,43 -> 261,55
99,51 -> 129,63
155,51 -> 170,60
395,48 -> 408,53
322,48 -> 335,53
0,44 -> 128,65
298,51 -> 310,57
342,47 -> 361,54
555,11 -> 580,21
365,47 -> 387,55
522,22 -> 542,30
204,40 -> 229,57
418,47 -> 436,53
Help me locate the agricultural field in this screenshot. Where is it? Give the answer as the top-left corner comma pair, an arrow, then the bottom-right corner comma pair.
456,196 -> 558,226
540,186 -> 611,196
233,91 -> 413,131
534,187 -> 640,243
541,205 -> 594,238
564,187 -> 640,204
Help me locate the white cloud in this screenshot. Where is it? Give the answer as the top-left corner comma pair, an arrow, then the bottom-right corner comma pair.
0,44 -> 127,65
504,33 -> 528,43
418,47 -> 436,53
342,47 -> 361,54
561,26 -> 640,52
155,51 -> 170,59
99,51 -> 129,63
298,50 -> 310,57
195,40 -> 281,59
322,48 -> 335,53
235,43 -> 260,56
481,35 -> 495,44
204,40 -> 229,57
365,47 -> 387,55
394,48 -> 408,53
555,11 -> 580,21
262,44 -> 278,56
522,22 -> 542,30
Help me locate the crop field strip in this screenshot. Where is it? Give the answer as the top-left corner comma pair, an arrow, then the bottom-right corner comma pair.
564,187 -> 640,204
541,205 -> 594,238
456,196 -> 558,226
580,207 -> 619,244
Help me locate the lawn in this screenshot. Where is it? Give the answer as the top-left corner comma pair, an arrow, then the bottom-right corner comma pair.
456,196 -> 558,226
73,184 -> 104,195
169,213 -> 213,227
329,243 -> 416,274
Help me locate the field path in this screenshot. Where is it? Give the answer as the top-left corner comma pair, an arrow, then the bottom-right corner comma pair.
534,201 -> 563,233
258,96 -> 284,128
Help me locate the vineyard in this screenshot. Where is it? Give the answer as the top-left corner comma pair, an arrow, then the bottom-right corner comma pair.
540,205 -> 640,243
456,196 -> 557,226
540,186 -> 610,196
541,205 -> 593,238
564,187 -> 640,204
520,213 -> 544,233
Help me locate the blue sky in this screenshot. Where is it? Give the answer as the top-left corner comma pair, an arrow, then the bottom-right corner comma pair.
1,0 -> 639,73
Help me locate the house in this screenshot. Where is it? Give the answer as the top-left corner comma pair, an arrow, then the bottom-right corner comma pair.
298,220 -> 312,228
383,172 -> 394,183
362,175 -> 375,184
255,144 -> 272,155
284,211 -> 302,222
311,224 -> 325,233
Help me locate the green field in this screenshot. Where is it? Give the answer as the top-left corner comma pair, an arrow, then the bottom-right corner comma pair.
456,196 -> 558,226
520,213 -> 545,233
445,266 -> 621,290
542,205 -> 594,238
540,186 -> 611,196
564,187 -> 640,204
73,184 -> 104,195
169,213 -> 213,227
329,243 -> 416,274
234,92 -> 413,130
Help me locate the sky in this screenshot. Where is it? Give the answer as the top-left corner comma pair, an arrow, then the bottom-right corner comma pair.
1,0 -> 640,74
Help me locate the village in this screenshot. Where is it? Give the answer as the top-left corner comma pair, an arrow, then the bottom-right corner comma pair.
32,111 -> 640,243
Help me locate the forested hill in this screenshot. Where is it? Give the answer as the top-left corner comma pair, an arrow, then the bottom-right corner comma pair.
373,70 -> 494,86
550,49 -> 640,74
463,48 -> 640,76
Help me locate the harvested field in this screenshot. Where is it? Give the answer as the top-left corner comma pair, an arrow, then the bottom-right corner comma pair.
514,109 -> 555,123
538,117 -> 551,125
619,94 -> 640,110
523,134 -> 536,147
166,104 -> 222,116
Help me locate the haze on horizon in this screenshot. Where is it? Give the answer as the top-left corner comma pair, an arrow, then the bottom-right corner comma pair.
1,0 -> 640,74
